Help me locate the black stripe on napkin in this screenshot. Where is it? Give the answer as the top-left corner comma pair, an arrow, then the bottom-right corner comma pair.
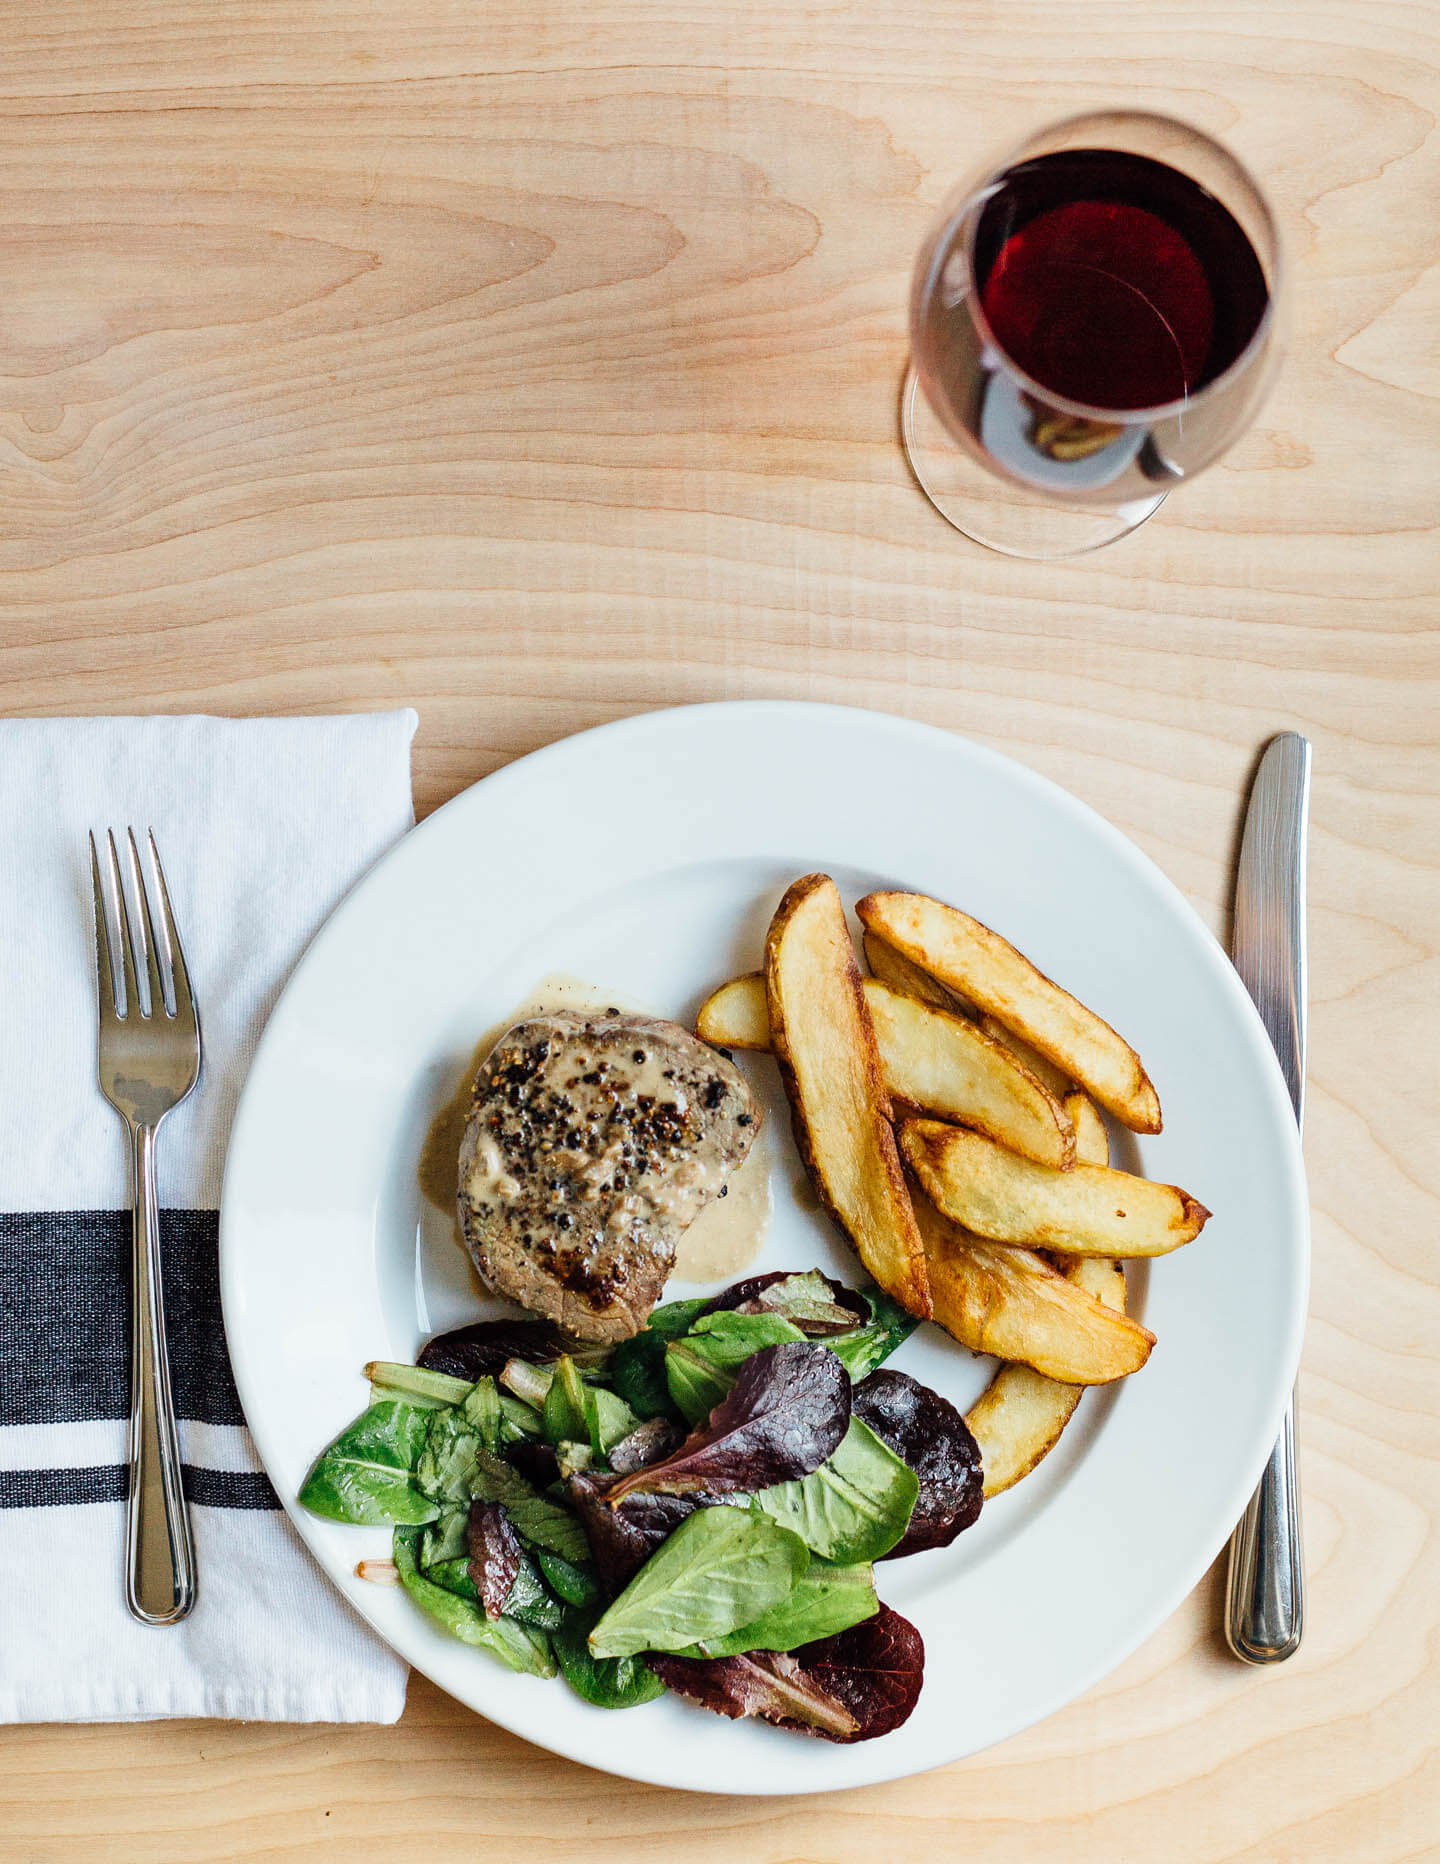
0,1466 -> 281,1510
182,1467 -> 281,1511
0,1209 -> 243,1428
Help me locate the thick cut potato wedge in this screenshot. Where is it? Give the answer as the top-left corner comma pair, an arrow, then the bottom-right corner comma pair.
1064,1089 -> 1111,1171
765,875 -> 931,1318
977,1014 -> 1072,1102
866,981 -> 1075,1169
696,973 -> 771,1051
697,972 -> 1075,1169
966,1093 -> 1128,1494
915,1190 -> 1152,1384
862,931 -> 968,1015
901,1118 -> 1208,1258
857,891 -> 1162,1133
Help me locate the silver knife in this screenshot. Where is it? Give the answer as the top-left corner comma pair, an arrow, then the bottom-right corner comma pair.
1224,731 -> 1311,1663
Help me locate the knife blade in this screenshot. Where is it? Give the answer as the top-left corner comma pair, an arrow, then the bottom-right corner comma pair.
1224,731 -> 1311,1663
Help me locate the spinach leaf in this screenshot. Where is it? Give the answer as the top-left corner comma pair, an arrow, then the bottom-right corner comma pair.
366,1361 -> 474,1408
542,1356 -> 590,1446
423,1556 -> 479,1601
420,1506 -> 470,1567
662,1316 -> 808,1428
462,1377 -> 503,1452
501,1555 -> 567,1629
588,1506 -> 810,1659
825,1284 -> 920,1382
752,1417 -> 919,1563
676,1559 -> 877,1658
587,1384 -> 640,1460
498,1393 -> 544,1442
392,1528 -> 555,1676
416,1407 -> 479,1504
552,1607 -> 667,1709
644,1296 -> 712,1340
609,1342 -> 850,1504
535,1549 -> 601,1609
609,1331 -> 679,1422
468,1447 -> 590,1563
688,1311 -> 807,1364
298,1400 -> 439,1525
664,1339 -> 733,1426
555,1440 -> 594,1479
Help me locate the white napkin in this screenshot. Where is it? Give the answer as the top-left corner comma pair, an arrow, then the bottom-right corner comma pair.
0,713 -> 417,1722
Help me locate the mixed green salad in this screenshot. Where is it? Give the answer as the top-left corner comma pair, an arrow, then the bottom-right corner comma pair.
300,1268 -> 982,1742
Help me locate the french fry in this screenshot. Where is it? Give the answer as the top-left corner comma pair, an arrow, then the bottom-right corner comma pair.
966,1092 -> 1129,1494
697,972 -> 1075,1169
900,1118 -> 1208,1258
857,891 -> 1162,1133
915,1188 -> 1153,1384
766,875 -> 931,1318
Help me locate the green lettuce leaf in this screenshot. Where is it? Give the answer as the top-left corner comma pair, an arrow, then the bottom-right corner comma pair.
298,1400 -> 439,1526
752,1417 -> 918,1563
588,1506 -> 809,1659
392,1528 -> 554,1676
676,1558 -> 877,1658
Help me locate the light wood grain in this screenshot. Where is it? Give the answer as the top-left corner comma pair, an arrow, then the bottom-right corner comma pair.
1,0 -> 1437,1856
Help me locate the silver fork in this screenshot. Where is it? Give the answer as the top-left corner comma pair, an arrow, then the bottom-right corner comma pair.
90,829 -> 201,1625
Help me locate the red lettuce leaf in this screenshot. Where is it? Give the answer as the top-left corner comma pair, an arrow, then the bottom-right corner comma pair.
851,1369 -> 983,1557
650,1603 -> 924,1743
605,1341 -> 849,1505
567,1473 -> 744,1591
791,1604 -> 926,1739
419,1319 -> 567,1380
468,1500 -> 523,1619
699,1271 -> 869,1337
607,1416 -> 685,1475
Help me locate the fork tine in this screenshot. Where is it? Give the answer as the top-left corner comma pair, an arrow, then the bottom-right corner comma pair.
105,830 -> 140,1021
146,830 -> 195,1028
126,828 -> 167,1018
89,831 -> 121,1025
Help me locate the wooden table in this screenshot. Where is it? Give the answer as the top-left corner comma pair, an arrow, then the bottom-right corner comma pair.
3,1 -> 1437,1857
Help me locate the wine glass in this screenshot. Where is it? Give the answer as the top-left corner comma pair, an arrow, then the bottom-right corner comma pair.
903,111 -> 1282,559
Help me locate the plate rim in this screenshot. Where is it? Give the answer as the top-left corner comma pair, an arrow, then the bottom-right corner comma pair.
220,699 -> 1310,1791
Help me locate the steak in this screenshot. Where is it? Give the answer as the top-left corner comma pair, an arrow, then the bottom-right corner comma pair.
457,1012 -> 760,1341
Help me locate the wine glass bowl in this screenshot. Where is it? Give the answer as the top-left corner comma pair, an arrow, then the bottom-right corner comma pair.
903,111 -> 1282,558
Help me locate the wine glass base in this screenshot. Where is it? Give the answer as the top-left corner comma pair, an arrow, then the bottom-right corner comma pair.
901,369 -> 1166,559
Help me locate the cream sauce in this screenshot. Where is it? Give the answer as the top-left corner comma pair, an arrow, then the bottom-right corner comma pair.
672,1113 -> 774,1281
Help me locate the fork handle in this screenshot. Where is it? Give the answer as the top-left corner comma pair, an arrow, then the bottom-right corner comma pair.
126,1121 -> 197,1624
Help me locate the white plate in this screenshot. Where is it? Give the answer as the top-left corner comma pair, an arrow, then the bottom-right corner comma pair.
220,701 -> 1308,1793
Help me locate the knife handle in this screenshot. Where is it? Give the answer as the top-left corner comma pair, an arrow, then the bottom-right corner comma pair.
1225,1392 -> 1303,1661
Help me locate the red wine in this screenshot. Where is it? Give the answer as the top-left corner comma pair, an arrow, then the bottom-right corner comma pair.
910,145 -> 1275,502
973,149 -> 1268,411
